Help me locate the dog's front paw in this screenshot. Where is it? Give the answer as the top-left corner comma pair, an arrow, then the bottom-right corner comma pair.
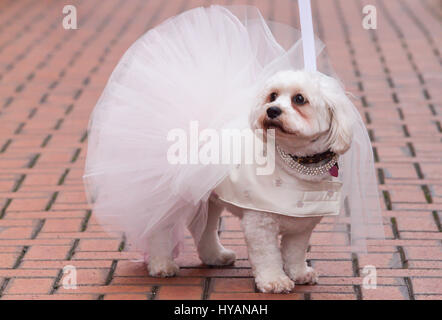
288,266 -> 318,285
255,273 -> 295,293
147,257 -> 179,277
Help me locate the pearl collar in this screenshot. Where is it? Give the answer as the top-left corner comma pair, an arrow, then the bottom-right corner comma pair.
276,145 -> 339,176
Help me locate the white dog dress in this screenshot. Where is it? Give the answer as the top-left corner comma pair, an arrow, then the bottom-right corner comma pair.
214,162 -> 342,217
84,5 -> 384,255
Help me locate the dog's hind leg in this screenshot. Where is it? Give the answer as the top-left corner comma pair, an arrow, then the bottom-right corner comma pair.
147,227 -> 180,277
193,199 -> 236,266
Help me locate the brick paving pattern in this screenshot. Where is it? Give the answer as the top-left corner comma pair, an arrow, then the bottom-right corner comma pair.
0,0 -> 441,300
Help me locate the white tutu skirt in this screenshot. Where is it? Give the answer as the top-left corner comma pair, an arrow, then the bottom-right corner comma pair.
84,5 -> 383,257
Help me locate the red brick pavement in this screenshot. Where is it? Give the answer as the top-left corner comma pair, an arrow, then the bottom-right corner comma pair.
0,0 -> 441,300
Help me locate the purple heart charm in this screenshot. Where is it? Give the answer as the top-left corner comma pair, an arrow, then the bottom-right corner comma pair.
329,164 -> 339,177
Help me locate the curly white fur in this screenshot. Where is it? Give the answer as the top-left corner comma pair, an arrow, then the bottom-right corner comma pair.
147,70 -> 354,293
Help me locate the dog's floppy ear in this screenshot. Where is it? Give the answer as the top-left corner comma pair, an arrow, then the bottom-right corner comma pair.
322,78 -> 355,155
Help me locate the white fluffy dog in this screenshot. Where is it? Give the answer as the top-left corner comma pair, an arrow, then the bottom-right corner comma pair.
147,70 -> 355,293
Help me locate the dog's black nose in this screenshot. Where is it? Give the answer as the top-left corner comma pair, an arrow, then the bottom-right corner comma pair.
266,106 -> 282,119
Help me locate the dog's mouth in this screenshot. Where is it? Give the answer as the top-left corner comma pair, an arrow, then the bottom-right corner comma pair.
262,119 -> 295,136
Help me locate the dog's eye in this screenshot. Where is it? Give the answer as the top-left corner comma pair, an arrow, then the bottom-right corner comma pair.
268,92 -> 278,102
292,94 -> 307,106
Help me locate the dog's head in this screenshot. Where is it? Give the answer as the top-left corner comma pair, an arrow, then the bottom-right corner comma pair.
250,70 -> 355,156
